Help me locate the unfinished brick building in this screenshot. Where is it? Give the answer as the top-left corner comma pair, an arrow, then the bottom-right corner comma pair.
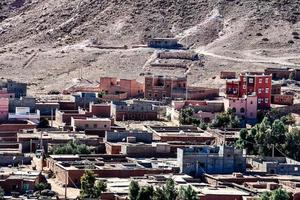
99,77 -> 144,100
145,75 -> 219,101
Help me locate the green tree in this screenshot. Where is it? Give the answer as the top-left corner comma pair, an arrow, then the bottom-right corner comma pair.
270,119 -> 286,144
164,178 -> 178,200
211,109 -> 240,129
284,128 -> 300,161
270,188 -> 289,200
178,185 -> 198,200
35,183 -> 50,191
260,191 -> 272,200
179,108 -> 194,125
51,141 -> 91,155
80,171 -> 106,198
137,186 -> 154,200
129,181 -> 140,200
38,117 -> 49,128
153,187 -> 166,200
0,187 -> 4,200
280,114 -> 295,125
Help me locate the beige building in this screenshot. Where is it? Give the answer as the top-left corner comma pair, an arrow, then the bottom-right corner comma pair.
71,117 -> 111,131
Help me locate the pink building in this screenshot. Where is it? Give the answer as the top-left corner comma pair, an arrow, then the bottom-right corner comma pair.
0,88 -> 15,99
99,77 -> 144,99
0,98 -> 9,122
224,94 -> 257,120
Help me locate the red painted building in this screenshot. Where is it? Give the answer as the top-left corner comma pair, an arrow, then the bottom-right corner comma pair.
226,72 -> 272,109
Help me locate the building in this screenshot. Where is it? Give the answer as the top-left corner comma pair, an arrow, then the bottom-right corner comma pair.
224,94 -> 257,120
17,130 -> 103,153
147,38 -> 180,49
99,77 -> 144,100
249,156 -> 300,175
71,92 -> 99,108
8,107 -> 40,124
112,100 -> 158,121
220,71 -> 236,79
271,94 -> 294,105
177,145 -> 246,177
46,155 -> 175,187
265,67 -> 294,80
0,169 -> 45,195
226,72 -> 272,109
145,75 -> 218,101
147,125 -> 215,144
0,98 -> 9,122
71,117 -> 111,131
0,80 -> 27,98
145,75 -> 187,100
9,97 -> 36,113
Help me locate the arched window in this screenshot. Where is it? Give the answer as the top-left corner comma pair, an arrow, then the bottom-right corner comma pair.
232,107 -> 236,113
240,108 -> 245,113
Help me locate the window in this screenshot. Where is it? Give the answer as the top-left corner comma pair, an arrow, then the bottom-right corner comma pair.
93,124 -> 97,128
266,88 -> 269,93
265,98 -> 269,104
250,101 -> 253,104
148,93 -> 152,97
258,89 -> 262,94
85,124 -> 89,128
240,108 -> 245,113
265,78 -> 269,83
232,107 -> 236,113
104,124 -> 107,128
258,98 -> 261,104
249,78 -> 254,84
243,85 -> 246,89
259,78 -> 262,83
243,77 -> 246,82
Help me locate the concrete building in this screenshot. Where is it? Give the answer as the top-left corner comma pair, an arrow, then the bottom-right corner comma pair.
99,77 -> 144,100
8,107 -> 40,124
9,97 -> 36,113
226,72 -> 272,109
71,117 -> 111,131
224,94 -> 258,120
147,38 -> 180,49
112,100 -> 158,121
71,92 -> 99,108
105,130 -> 153,143
0,80 -> 27,98
177,145 -> 246,176
147,125 -> 215,144
17,130 -> 103,153
249,157 -> 300,175
46,155 -> 175,187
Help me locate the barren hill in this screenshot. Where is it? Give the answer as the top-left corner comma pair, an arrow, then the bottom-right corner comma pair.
0,0 -> 300,94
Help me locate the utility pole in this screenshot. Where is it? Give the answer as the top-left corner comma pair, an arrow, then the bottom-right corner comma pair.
50,109 -> 53,127
272,144 -> 275,158
65,170 -> 68,199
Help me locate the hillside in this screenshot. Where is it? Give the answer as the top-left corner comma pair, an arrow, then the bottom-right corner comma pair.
0,0 -> 300,94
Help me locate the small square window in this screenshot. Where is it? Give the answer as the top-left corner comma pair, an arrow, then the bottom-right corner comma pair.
266,88 -> 269,93
249,78 -> 254,84
265,98 -> 269,104
258,89 -> 262,94
265,78 -> 269,84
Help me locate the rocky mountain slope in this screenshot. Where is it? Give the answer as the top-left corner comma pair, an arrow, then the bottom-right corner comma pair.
0,0 -> 300,94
